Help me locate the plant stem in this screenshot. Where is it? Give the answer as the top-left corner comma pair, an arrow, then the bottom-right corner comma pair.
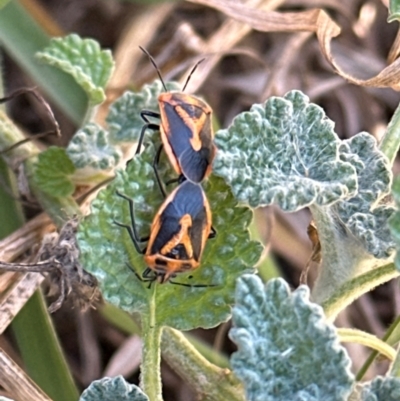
357,316 -> 400,380
310,205 -> 376,305
390,343 -> 400,377
322,263 -> 399,321
338,328 -> 396,361
162,328 -> 245,401
100,303 -> 230,368
140,288 -> 163,401
379,99 -> 400,164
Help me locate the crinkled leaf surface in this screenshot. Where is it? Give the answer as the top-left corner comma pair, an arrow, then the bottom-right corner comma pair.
230,275 -> 353,401
107,81 -> 180,143
80,376 -> 148,401
78,143 -> 262,330
214,90 -> 357,211
360,376 -> 400,401
34,146 -> 75,197
389,176 -> 400,270
330,133 -> 395,258
67,123 -> 122,170
36,33 -> 114,105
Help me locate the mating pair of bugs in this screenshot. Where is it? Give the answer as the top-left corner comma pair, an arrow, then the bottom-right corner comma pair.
114,47 -> 217,287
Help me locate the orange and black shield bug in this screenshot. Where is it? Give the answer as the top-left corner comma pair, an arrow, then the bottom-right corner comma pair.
114,180 -> 215,285
136,47 -> 216,184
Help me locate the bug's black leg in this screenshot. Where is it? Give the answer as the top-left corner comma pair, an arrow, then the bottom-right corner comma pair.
136,121 -> 160,155
152,144 -> 168,198
126,263 -> 153,289
142,267 -> 157,289
136,110 -> 161,155
165,174 -> 186,187
209,226 -> 217,239
168,280 -> 217,288
114,191 -> 149,254
140,110 -> 161,123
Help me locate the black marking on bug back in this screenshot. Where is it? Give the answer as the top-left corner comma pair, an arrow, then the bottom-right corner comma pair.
165,243 -> 189,260
149,182 -> 206,258
189,204 -> 207,261
179,147 -> 211,183
164,103 -> 212,182
154,258 -> 168,267
180,102 -> 204,120
173,181 -> 207,261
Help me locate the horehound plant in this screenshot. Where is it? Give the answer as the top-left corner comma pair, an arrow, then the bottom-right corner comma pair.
2,31 -> 400,401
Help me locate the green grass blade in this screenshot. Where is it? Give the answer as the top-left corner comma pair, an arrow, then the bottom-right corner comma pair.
12,291 -> 80,401
0,1 -> 87,124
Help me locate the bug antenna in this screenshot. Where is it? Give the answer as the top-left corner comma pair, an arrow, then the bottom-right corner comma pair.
139,46 -> 168,92
182,58 -> 205,92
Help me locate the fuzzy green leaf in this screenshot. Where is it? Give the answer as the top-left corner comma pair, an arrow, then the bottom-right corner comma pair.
80,376 -> 148,401
230,275 -> 354,401
106,81 -> 180,143
67,123 -> 122,171
389,176 -> 400,270
359,377 -> 400,401
34,146 -> 75,197
78,143 -> 262,330
36,34 -> 114,105
328,133 -> 395,258
213,90 -> 357,211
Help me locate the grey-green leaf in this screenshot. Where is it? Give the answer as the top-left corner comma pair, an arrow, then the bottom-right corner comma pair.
389,176 -> 400,270
80,376 -> 148,401
67,123 -> 122,171
77,142 -> 262,330
360,376 -> 400,401
230,275 -> 354,401
106,81 -> 180,143
36,33 -> 114,105
331,132 -> 395,258
213,90 -> 357,211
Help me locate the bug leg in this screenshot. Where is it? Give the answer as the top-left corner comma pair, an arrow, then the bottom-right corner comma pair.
142,267 -> 157,289
164,174 -> 186,187
126,263 -> 155,289
209,226 -> 217,239
136,119 -> 160,155
140,110 -> 161,124
168,280 -> 217,288
136,110 -> 160,155
152,144 -> 168,198
114,191 -> 149,254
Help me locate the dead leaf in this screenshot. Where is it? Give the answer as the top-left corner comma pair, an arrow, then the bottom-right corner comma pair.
188,0 -> 400,90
